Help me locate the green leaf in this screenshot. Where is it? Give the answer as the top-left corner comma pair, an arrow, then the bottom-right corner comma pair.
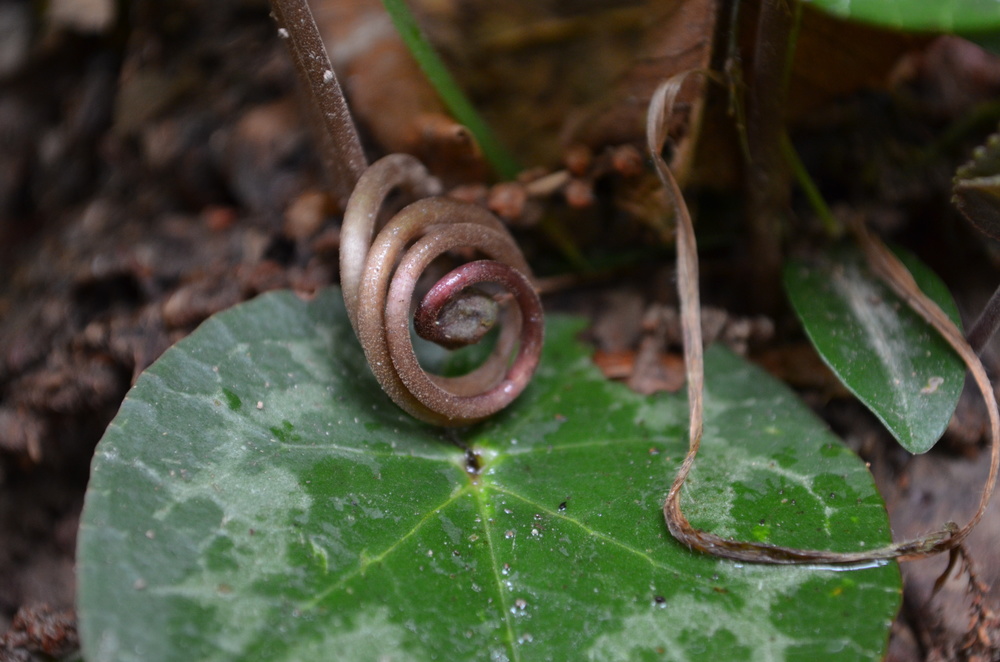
804,0 -> 1000,33
784,246 -> 964,454
78,288 -> 900,662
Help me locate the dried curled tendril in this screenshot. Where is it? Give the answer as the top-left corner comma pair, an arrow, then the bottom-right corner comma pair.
340,154 -> 544,426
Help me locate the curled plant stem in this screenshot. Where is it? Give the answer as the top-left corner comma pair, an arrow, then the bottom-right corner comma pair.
340,154 -> 544,426
271,0 -> 541,424
269,0 -> 368,203
650,74 -> 999,565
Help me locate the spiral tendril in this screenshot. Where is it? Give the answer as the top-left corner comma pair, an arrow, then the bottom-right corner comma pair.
340,154 -> 544,426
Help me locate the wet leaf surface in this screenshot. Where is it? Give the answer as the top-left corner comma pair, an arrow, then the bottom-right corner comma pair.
784,246 -> 964,454
78,288 -> 900,661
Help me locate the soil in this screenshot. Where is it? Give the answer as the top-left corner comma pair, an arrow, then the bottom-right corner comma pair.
1,1 -> 999,660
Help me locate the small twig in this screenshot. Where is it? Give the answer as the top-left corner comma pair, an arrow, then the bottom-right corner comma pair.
269,0 -> 368,203
927,541 -> 1000,657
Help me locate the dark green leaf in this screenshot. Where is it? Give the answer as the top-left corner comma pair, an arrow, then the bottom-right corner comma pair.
785,246 -> 964,453
78,289 -> 900,661
967,31 -> 1000,55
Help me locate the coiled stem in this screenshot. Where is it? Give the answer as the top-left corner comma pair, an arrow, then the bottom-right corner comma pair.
340,154 -> 544,426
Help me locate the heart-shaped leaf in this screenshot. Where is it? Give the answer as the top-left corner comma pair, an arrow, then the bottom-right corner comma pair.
804,0 -> 1000,33
784,246 -> 964,454
78,288 -> 901,661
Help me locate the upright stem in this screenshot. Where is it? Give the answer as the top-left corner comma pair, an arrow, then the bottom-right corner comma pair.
744,0 -> 801,312
270,0 -> 368,203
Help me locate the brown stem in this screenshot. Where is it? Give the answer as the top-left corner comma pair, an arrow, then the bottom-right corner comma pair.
269,0 -> 367,204
744,0 -> 801,313
340,154 -> 543,426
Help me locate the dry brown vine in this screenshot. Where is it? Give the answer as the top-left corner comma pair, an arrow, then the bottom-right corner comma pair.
651,72 -> 999,565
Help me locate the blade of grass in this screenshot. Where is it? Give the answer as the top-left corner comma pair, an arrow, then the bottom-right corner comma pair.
380,0 -> 520,180
780,132 -> 842,238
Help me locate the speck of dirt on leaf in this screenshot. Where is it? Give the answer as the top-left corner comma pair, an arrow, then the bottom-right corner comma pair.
920,376 -> 944,394
465,449 -> 482,476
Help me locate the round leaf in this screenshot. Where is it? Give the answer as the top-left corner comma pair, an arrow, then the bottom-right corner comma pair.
78,289 -> 901,661
784,246 -> 964,454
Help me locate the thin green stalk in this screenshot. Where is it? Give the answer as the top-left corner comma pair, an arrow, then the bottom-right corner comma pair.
538,216 -> 589,272
381,0 -> 521,180
780,132 -> 842,238
724,0 -> 751,163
